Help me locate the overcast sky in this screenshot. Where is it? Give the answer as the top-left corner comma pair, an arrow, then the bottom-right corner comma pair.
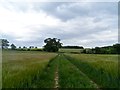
0,0 -> 118,48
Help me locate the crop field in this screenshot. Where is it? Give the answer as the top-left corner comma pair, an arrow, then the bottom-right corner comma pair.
65,54 -> 119,88
2,50 -> 57,88
2,50 -> 119,88
59,48 -> 83,53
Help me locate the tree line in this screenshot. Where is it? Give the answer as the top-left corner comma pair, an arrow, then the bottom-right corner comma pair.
0,39 -> 41,51
0,38 -> 62,52
81,44 -> 120,54
61,46 -> 84,49
1,38 -> 120,54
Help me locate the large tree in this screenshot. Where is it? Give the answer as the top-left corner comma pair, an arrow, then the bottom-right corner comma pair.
11,44 -> 16,50
43,38 -> 62,52
1,39 -> 9,49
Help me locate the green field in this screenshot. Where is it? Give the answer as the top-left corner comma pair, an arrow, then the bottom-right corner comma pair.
65,54 -> 118,88
2,50 -> 57,88
59,48 -> 83,53
2,50 -> 119,88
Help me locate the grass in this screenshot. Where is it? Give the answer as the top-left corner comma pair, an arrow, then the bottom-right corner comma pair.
58,54 -> 98,88
65,54 -> 119,88
2,50 -> 57,88
2,50 -> 119,88
59,48 -> 83,53
0,62 -> 1,89
31,55 -> 59,88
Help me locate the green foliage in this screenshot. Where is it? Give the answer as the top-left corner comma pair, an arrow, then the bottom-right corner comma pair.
82,43 -> 120,54
113,44 -> 120,54
62,46 -> 84,49
1,39 -> 9,49
43,38 -> 62,52
16,46 -> 42,51
11,44 -> 16,50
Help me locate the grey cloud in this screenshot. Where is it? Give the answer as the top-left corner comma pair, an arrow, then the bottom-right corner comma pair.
32,2 -> 90,21
0,1 -> 29,12
0,2 -> 118,48
32,2 -> 117,21
1,2 -> 117,21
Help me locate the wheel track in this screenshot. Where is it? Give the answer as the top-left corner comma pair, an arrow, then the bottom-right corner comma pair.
54,54 -> 60,89
52,54 -> 101,89
62,54 -> 102,90
54,66 -> 59,88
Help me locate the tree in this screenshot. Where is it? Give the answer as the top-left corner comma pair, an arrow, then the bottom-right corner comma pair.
81,49 -> 86,53
62,46 -> 84,49
11,44 -> 16,50
95,47 -> 101,54
113,44 -> 120,54
29,46 -> 32,49
23,46 -> 26,48
29,46 -> 34,49
43,38 -> 62,52
1,39 -> 9,49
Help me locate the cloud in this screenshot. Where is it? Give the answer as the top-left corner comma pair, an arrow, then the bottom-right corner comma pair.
32,2 -> 118,21
0,1 -> 118,48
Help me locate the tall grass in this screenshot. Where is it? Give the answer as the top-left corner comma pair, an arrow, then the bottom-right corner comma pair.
2,50 -> 57,88
65,54 -> 118,88
3,50 -> 119,88
58,54 -> 98,88
31,55 -> 59,88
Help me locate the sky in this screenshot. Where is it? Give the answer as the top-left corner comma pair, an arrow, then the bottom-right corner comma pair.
0,0 -> 119,48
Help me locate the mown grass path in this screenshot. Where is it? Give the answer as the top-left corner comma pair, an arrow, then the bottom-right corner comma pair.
54,66 -> 59,88
30,53 -> 101,88
54,54 -> 100,88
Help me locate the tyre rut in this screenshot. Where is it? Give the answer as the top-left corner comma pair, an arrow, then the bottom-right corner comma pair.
62,54 -> 101,89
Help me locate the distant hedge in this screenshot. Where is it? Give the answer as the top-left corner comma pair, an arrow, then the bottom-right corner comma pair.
61,46 -> 84,49
81,43 -> 120,54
